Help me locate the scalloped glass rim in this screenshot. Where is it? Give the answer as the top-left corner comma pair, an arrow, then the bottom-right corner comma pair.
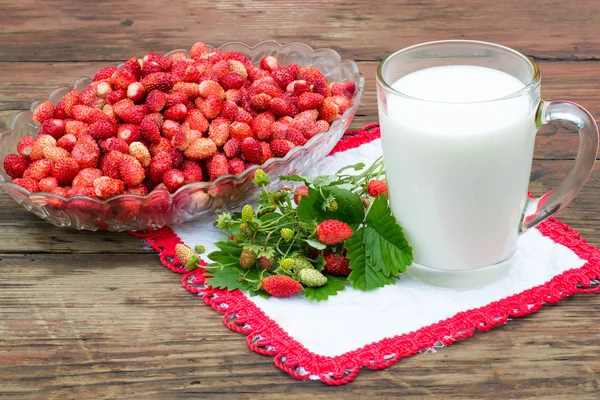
0,41 -> 364,207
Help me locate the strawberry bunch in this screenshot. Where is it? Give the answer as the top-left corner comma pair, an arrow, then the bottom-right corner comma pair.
202,159 -> 412,301
3,42 -> 356,208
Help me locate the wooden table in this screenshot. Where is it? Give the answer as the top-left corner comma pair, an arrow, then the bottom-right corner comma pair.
1,1 -> 600,398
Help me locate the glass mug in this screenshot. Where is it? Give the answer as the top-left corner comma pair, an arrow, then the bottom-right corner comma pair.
376,40 -> 598,288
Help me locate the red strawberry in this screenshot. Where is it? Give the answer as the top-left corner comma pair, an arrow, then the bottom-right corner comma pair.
198,80 -> 225,100
270,97 -> 297,117
330,81 -> 356,99
30,135 -> 56,160
259,55 -> 279,72
77,86 -> 98,107
38,176 -> 59,192
323,254 -> 352,276
224,52 -> 252,67
247,64 -> 268,81
211,60 -> 230,78
367,179 -> 388,197
316,220 -> 353,245
227,157 -> 245,175
220,73 -> 245,90
320,98 -> 341,124
220,100 -> 238,120
286,80 -> 310,96
261,275 -> 302,298
140,115 -> 162,144
119,155 -> 145,187
51,157 -> 80,185
143,52 -> 172,71
64,120 -> 90,138
129,142 -> 151,167
163,104 -> 188,122
251,79 -> 283,98
126,184 -> 148,195
162,169 -> 185,192
180,64 -> 200,83
207,153 -> 229,181
168,148 -> 184,170
227,60 -> 247,78
117,124 -> 141,144
27,158 -> 54,180
54,91 -> 79,119
250,93 -> 272,111
159,120 -> 179,140
184,138 -> 217,160
149,151 -> 173,182
271,121 -> 289,140
182,160 -> 203,183
42,145 -> 69,162
113,98 -> 135,115
251,111 -> 275,141
71,105 -> 107,124
93,176 -> 125,199
126,82 -> 146,103
51,186 -> 69,197
225,89 -> 243,104
234,108 -> 253,125
100,137 -> 129,154
17,136 -> 36,157
294,185 -> 308,204
185,109 -> 209,133
110,68 -> 137,89
271,64 -> 300,88
124,57 -> 142,79
241,137 -> 263,164
71,140 -> 100,169
72,168 -> 103,188
190,41 -> 209,60
13,178 -> 39,192
149,138 -> 172,157
208,118 -> 230,146
95,81 -> 112,99
141,60 -> 162,77
200,95 -> 223,119
172,123 -> 200,151
32,101 -> 54,123
297,92 -> 324,112
172,82 -> 200,100
3,154 -> 29,178
165,92 -> 189,108
102,104 -> 119,125
286,127 -> 308,146
40,119 -> 66,139
94,66 -> 118,81
145,89 -> 167,113
118,104 -> 149,125
223,138 -> 241,158
259,141 -> 272,164
100,151 -> 125,179
270,139 -> 295,158
141,72 -> 174,92
88,120 -> 116,140
106,88 -> 127,105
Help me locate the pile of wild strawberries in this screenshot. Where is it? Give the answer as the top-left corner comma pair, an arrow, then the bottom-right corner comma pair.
2,42 -> 355,200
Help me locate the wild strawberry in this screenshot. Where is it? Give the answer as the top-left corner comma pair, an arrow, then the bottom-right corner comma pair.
116,124 -> 140,144
297,92 -> 324,112
271,64 -> 300,88
220,100 -> 239,120
71,105 -> 107,124
320,98 -> 341,123
72,168 -> 103,188
160,103 -> 185,122
71,140 -> 100,169
93,176 -> 125,199
313,79 -> 331,98
286,127 -> 307,146
94,66 -> 118,81
161,119 -> 181,140
88,120 -> 116,141
250,93 -> 271,111
234,108 -> 254,125
175,243 -> 195,267
141,60 -> 162,77
270,97 -> 297,117
182,160 -> 203,183
143,52 -> 172,71
77,86 -> 98,107
95,81 -> 112,99
144,89 -> 167,113
225,89 -> 243,104
100,150 -> 124,179
126,184 -> 148,195
100,137 -> 129,154
172,82 -> 200,100
185,109 -> 209,133
172,124 -> 200,150
67,186 -> 96,198
40,119 -> 66,139
322,254 -> 352,276
255,256 -> 274,271
3,154 -> 29,178
106,88 -> 127,105
298,268 -> 328,287
294,185 -> 308,205
220,73 -> 245,90
208,118 -> 230,146
330,81 -> 356,99
52,157 -> 80,185
198,80 -> 225,100
141,72 -> 174,92
25,158 -> 53,180
168,148 -> 184,170
261,275 -> 302,298
367,179 -> 388,197
211,59 -> 230,79
227,158 -> 245,175
17,136 -> 36,157
286,80 -> 310,96
238,248 -> 257,269
101,104 -> 118,125
269,139 -> 295,158
119,155 -> 145,187
251,79 -> 283,98
207,153 -> 229,181
184,138 -> 217,161
162,169 -> 185,192
223,51 -> 252,66
316,220 -> 353,245
190,41 -> 209,60
32,101 -> 54,123
121,104 -> 151,124
125,82 -> 145,103
139,117 -> 161,145
185,100 -> 196,111
110,68 -> 137,89
250,111 -> 274,141
53,91 -> 78,119
13,178 -> 39,192
259,55 -> 279,72
149,151 -> 172,182
38,176 -> 59,192
43,145 -> 69,162
112,97 -> 134,114
225,60 -> 246,79
149,138 -> 172,157
223,138 -> 241,158
241,137 -> 263,164
30,135 -> 55,160
180,64 -> 200,83
63,121 -> 89,138
200,95 -> 223,120
129,141 -> 151,167
164,93 -> 188,109
314,120 -> 330,134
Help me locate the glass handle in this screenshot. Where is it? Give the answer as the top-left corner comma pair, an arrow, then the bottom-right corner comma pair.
521,100 -> 599,232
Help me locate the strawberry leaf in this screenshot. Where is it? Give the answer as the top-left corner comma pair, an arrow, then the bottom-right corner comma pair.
204,265 -> 259,293
304,238 -> 327,250
303,275 -> 346,301
297,187 -> 364,227
346,228 -> 395,290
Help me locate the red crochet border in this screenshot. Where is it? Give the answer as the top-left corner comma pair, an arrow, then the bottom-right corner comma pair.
133,124 -> 600,385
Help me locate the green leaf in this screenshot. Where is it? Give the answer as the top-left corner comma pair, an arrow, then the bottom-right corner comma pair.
336,162 -> 366,175
303,275 -> 347,301
214,241 -> 243,256
279,174 -> 308,183
346,228 -> 395,290
296,187 -> 364,227
205,265 -> 259,292
304,238 -> 327,250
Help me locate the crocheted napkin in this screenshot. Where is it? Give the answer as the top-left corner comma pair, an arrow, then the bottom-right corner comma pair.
138,125 -> 600,385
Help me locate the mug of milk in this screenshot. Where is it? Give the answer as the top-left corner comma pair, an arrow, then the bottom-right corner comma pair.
376,40 -> 598,288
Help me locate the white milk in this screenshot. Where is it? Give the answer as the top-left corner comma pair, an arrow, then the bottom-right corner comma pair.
378,65 -> 538,271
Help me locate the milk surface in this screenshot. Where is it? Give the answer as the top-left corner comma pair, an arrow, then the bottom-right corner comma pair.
378,65 -> 538,271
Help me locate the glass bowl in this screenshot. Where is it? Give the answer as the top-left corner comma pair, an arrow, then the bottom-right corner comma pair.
0,41 -> 364,231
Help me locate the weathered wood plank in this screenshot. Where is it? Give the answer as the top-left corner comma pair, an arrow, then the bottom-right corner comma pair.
0,0 -> 599,62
